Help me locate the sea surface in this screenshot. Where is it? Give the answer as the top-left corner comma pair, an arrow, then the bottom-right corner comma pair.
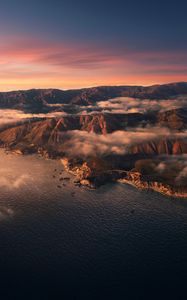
0,150 -> 187,299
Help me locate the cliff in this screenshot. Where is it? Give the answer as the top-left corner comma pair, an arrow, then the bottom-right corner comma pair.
130,138 -> 187,155
119,171 -> 187,198
0,107 -> 186,149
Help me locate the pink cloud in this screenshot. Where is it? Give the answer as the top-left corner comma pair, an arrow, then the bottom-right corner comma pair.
0,35 -> 186,90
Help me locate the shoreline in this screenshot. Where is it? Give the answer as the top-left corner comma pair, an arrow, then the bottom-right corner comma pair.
1,148 -> 187,199
118,178 -> 187,199
60,157 -> 187,199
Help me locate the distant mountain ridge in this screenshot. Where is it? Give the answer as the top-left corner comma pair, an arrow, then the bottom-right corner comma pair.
0,82 -> 187,110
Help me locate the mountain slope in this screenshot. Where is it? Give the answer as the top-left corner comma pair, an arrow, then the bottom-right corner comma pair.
0,111 -> 186,157
0,82 -> 187,110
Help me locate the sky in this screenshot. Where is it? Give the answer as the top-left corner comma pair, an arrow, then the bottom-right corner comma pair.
0,0 -> 187,91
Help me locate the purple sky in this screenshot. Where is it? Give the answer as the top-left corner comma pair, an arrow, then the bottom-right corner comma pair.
0,0 -> 186,90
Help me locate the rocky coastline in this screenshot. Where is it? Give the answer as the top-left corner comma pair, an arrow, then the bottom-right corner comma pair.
118,172 -> 187,198
2,145 -> 187,198
60,157 -> 187,198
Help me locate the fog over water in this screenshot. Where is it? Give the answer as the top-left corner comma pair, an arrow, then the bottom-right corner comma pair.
0,150 -> 187,299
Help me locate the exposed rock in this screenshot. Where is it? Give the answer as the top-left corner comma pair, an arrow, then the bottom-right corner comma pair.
157,108 -> 187,130
130,138 -> 187,155
119,171 -> 187,198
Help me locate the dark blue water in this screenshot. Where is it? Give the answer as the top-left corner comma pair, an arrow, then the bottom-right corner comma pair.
0,152 -> 187,299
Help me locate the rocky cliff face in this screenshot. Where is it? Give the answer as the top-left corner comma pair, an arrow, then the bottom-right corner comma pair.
60,157 -> 187,197
157,108 -> 187,129
0,111 -> 186,155
61,157 -> 127,188
130,138 -> 187,155
0,112 -> 146,146
119,172 -> 187,198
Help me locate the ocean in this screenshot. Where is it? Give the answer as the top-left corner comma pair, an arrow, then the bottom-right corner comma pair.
0,150 -> 186,299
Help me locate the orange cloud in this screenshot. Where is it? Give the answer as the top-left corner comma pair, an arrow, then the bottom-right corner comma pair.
0,35 -> 186,91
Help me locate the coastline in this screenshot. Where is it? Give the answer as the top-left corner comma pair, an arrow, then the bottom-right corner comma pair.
118,178 -> 187,199
1,147 -> 187,199
60,157 -> 187,199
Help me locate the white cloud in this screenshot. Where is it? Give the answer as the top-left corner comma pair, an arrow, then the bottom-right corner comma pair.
63,128 -> 187,157
96,96 -> 187,114
0,109 -> 67,127
0,174 -> 30,189
0,206 -> 14,220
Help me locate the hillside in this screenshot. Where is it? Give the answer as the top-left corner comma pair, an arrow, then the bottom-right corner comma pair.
0,82 -> 187,111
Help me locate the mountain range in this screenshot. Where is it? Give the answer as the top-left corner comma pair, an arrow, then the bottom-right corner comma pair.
0,82 -> 187,197
0,82 -> 187,111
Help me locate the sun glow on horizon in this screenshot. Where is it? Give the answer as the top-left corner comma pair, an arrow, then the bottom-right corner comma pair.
0,36 -> 187,91
0,76 -> 187,92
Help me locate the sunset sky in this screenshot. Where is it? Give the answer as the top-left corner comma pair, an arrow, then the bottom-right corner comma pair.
0,0 -> 187,91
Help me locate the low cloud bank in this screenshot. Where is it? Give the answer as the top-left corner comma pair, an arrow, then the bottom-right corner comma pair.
0,95 -> 187,126
0,206 -> 14,220
176,166 -> 187,183
0,174 -> 30,189
0,109 -> 66,127
96,96 -> 187,114
63,128 -> 187,157
156,155 -> 187,185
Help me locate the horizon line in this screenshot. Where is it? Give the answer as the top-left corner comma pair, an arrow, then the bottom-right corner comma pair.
0,81 -> 187,93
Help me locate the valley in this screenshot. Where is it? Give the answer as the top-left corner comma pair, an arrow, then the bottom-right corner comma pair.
0,83 -> 187,197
